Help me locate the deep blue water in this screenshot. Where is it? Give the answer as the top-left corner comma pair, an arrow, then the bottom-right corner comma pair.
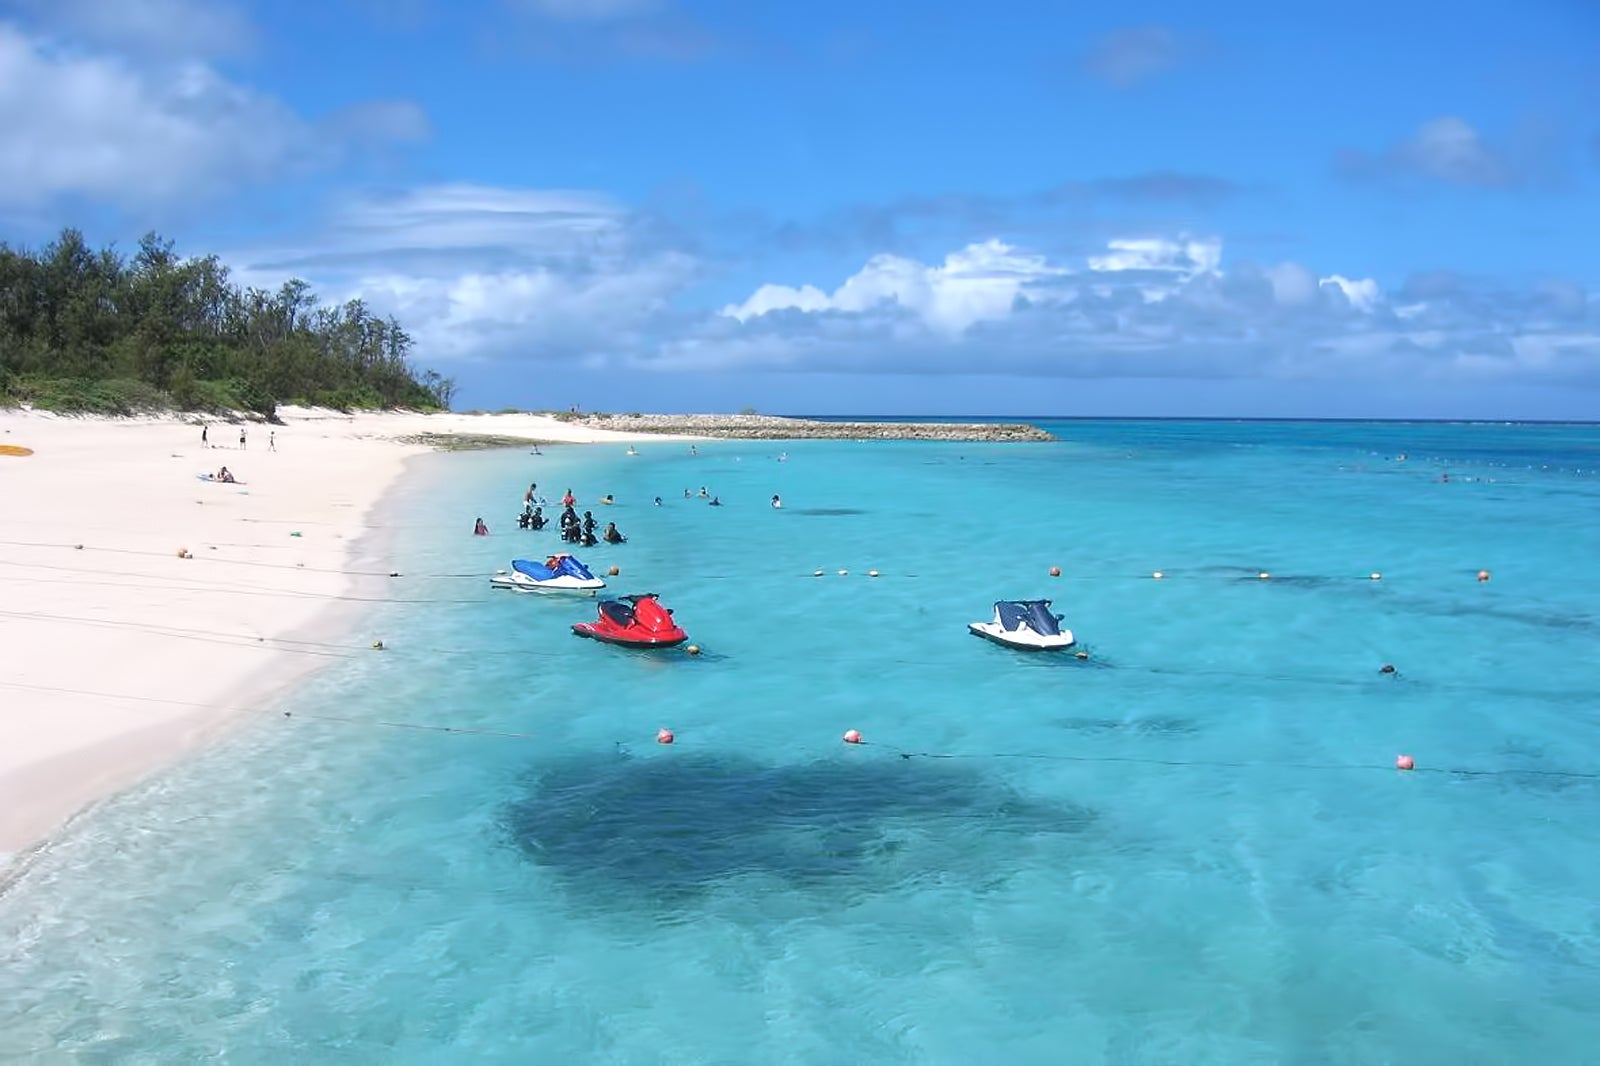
2,420 -> 1599,1063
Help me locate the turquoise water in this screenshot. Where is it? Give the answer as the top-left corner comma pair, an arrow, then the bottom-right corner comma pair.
4,420 -> 1600,1063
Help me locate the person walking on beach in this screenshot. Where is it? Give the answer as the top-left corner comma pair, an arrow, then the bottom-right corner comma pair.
239,426 -> 247,450
269,431 -> 276,452
201,423 -> 208,447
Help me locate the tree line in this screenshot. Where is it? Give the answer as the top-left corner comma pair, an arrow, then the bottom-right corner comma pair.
0,228 -> 455,416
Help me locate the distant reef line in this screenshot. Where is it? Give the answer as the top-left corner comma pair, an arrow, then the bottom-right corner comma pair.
560,413 -> 1056,442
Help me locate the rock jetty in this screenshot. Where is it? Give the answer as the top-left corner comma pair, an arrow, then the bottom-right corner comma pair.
563,413 -> 1055,442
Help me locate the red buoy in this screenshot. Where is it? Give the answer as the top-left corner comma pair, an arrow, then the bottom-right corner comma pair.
1396,754 -> 1415,771
657,728 -> 674,745
842,729 -> 862,745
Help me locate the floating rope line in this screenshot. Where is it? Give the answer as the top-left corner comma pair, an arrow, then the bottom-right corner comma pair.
0,538 -> 1533,586
280,710 -> 537,741
0,569 -> 483,605
0,680 -> 534,741
857,741 -> 1600,781
4,678 -> 1595,783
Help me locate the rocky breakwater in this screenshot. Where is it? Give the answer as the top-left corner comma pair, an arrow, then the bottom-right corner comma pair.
565,413 -> 1055,442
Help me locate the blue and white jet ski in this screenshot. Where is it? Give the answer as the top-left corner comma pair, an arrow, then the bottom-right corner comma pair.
967,599 -> 1075,651
490,553 -> 606,595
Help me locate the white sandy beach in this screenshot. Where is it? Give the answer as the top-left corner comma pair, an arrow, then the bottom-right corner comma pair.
0,407 -> 691,866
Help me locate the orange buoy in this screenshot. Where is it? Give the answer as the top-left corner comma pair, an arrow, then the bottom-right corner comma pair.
1396,754 -> 1415,771
685,644 -> 701,656
608,565 -> 620,576
1049,566 -> 1061,577
657,728 -> 675,745
842,729 -> 862,745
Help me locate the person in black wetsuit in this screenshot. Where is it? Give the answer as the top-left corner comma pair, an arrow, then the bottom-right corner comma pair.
603,521 -> 626,544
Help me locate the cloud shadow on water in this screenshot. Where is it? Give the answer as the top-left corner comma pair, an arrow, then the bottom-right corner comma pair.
502,751 -> 1095,915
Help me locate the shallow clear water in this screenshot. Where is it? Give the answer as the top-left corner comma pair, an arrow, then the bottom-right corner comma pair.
4,420 -> 1600,1064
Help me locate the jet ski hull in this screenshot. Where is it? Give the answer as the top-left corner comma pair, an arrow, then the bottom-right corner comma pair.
572,593 -> 688,648
490,573 -> 603,595
571,624 -> 688,648
967,622 -> 1076,651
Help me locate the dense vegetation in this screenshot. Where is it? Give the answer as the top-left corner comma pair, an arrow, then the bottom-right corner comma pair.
0,228 -> 455,417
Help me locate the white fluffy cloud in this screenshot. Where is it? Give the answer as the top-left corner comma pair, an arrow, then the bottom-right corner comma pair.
672,234 -> 1600,386
0,12 -> 426,211
1087,236 -> 1221,276
721,240 -> 1066,333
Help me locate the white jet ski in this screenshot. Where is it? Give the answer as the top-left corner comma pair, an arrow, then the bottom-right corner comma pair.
490,553 -> 606,595
967,599 -> 1075,651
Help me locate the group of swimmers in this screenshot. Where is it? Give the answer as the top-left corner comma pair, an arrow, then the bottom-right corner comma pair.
483,474 -> 782,539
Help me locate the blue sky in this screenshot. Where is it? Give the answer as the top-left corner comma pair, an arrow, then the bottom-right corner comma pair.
3,0 -> 1599,416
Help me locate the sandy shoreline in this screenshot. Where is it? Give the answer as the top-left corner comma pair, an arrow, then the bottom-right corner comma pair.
0,405 -> 1053,868
0,407 -> 705,868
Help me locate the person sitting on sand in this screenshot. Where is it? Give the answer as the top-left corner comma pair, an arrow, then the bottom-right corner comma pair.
602,521 -> 626,544
216,466 -> 235,483
474,517 -> 489,536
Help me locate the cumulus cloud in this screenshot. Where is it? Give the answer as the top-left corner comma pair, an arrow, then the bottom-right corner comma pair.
1087,236 -> 1221,276
222,185 -> 1600,392
721,240 -> 1065,334
1338,116 -> 1517,189
231,184 -> 700,364
675,234 -> 1600,388
0,11 -> 428,211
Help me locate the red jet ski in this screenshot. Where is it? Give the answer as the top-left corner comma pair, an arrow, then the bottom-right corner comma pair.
571,593 -> 689,648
